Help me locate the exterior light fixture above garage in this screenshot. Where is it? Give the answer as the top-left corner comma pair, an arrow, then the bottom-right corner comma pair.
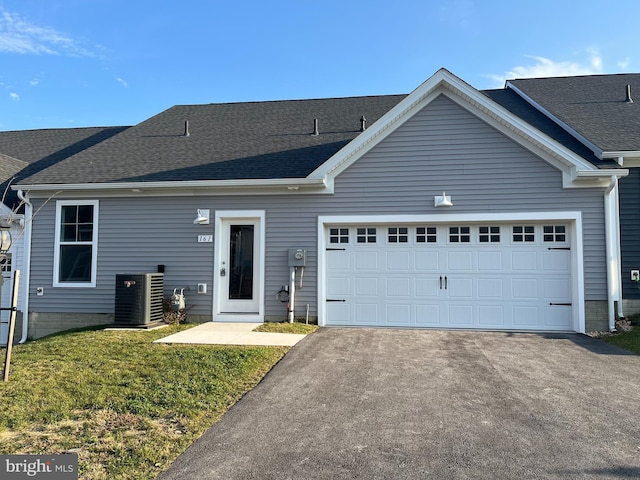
434,192 -> 453,207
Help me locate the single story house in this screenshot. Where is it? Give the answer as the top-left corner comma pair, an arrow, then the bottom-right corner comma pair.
5,68 -> 639,340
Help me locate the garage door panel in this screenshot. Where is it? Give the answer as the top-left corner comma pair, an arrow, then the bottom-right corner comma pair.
544,305 -> 571,327
512,278 -> 539,299
415,251 -> 440,271
325,222 -> 574,331
327,276 -> 352,296
448,305 -> 474,325
386,251 -> 411,271
543,250 -> 571,271
386,277 -> 411,297
326,302 -> 351,324
355,277 -> 378,296
355,251 -> 378,270
448,251 -> 473,270
447,278 -> 473,298
478,278 -> 503,298
478,305 -> 505,327
416,277 -> 440,297
355,304 -> 379,324
478,251 -> 503,271
416,304 -> 440,324
512,251 -> 538,271
387,304 -> 411,323
512,306 -> 540,327
327,250 -> 351,270
543,277 -> 571,301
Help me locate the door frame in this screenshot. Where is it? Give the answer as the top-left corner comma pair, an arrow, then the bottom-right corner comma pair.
213,210 -> 265,322
318,211 -> 585,332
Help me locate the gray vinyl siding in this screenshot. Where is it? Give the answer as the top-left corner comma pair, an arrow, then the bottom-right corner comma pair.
620,167 -> 640,299
26,94 -> 607,319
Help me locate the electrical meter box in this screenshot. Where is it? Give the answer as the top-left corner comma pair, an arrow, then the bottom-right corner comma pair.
288,247 -> 307,267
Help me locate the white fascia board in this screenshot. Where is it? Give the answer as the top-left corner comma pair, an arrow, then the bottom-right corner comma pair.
602,150 -> 640,164
506,82 -> 606,159
13,177 -> 330,198
310,69 -> 603,185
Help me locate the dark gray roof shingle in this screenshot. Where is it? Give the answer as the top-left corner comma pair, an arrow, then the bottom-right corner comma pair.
19,96 -> 406,185
483,88 -> 619,168
508,74 -> 640,153
0,126 -> 128,207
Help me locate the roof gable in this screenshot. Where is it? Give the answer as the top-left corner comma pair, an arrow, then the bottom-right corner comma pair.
311,69 -> 624,189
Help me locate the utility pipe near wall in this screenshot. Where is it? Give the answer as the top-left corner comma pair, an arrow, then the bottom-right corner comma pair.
288,266 -> 296,323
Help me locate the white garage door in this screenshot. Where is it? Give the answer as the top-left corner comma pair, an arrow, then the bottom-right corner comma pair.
325,222 -> 573,331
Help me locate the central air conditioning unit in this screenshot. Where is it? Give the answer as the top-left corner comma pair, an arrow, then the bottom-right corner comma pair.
114,273 -> 164,325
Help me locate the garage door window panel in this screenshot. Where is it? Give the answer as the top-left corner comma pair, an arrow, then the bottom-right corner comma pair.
388,227 -> 408,243
449,226 -> 470,243
544,225 -> 567,243
513,225 -> 535,243
357,228 -> 377,243
479,226 -> 501,243
329,228 -> 349,244
416,227 -> 437,243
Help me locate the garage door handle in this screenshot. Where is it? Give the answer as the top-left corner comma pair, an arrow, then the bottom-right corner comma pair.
439,276 -> 442,289
327,299 -> 346,302
549,303 -> 572,306
444,276 -> 448,290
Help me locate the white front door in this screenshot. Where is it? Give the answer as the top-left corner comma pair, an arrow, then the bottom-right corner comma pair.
214,211 -> 265,321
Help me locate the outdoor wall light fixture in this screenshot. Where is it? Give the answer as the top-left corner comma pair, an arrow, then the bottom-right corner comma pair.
434,192 -> 453,207
0,217 -> 12,253
193,209 -> 210,225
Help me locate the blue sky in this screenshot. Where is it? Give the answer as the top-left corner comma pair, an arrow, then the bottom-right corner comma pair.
0,0 -> 638,131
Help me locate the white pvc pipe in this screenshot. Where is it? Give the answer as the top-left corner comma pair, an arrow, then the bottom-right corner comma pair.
288,266 -> 296,323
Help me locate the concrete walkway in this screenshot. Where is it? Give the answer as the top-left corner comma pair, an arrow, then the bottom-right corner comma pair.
154,322 -> 307,347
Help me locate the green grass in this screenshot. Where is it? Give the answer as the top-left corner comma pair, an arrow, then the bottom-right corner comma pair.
253,321 -> 319,334
0,324 -> 288,479
601,314 -> 640,355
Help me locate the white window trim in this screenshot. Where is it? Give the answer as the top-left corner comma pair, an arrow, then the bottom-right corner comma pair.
53,200 -> 99,288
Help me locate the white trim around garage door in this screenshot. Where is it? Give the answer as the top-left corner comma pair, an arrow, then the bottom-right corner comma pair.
317,211 -> 585,333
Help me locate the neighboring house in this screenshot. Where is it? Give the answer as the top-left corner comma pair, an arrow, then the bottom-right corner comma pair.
6,69 -> 634,340
0,126 -> 129,344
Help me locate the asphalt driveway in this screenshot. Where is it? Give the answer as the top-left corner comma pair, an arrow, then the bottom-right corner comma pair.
157,328 -> 640,479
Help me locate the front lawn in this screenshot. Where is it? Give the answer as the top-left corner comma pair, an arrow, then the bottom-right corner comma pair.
253,321 -> 318,334
601,322 -> 640,355
0,324 -> 288,479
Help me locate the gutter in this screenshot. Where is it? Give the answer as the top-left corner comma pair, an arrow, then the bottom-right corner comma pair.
17,190 -> 31,343
604,176 -> 623,331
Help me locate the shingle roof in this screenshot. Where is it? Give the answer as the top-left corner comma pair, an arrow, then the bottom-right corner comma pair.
483,88 -> 619,168
19,96 -> 406,185
508,74 -> 640,153
0,126 -> 128,208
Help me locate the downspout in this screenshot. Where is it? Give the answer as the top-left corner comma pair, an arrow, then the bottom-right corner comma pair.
17,190 -> 31,343
604,176 -> 623,331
